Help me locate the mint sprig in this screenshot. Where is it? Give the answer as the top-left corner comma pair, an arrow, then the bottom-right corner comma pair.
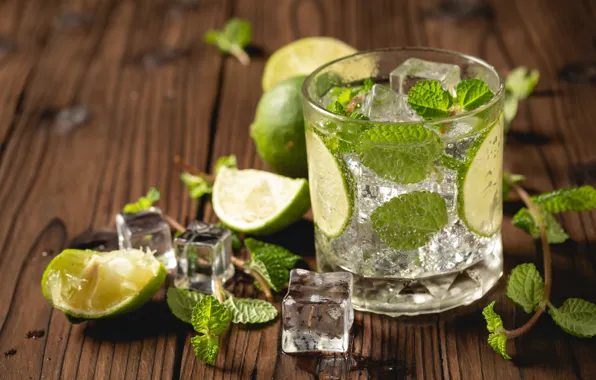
455,79 -> 495,111
223,297 -> 278,324
244,238 -> 300,292
214,154 -> 237,175
189,296 -> 230,365
506,263 -> 544,313
504,67 -> 539,131
122,187 -> 160,213
167,287 -> 207,324
407,80 -> 453,120
549,298 -> 596,338
181,172 -> 212,199
204,18 -> 252,66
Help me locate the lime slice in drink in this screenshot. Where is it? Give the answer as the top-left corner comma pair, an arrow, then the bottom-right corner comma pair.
212,167 -> 310,235
305,129 -> 352,237
262,37 -> 357,91
458,117 -> 504,236
41,249 -> 166,319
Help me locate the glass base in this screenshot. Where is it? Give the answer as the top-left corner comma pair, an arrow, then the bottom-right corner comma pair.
317,248 -> 502,317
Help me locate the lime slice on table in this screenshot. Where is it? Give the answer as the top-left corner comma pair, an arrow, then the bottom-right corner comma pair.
458,117 -> 504,236
41,249 -> 166,319
262,37 -> 357,91
305,128 -> 352,237
212,167 -> 310,235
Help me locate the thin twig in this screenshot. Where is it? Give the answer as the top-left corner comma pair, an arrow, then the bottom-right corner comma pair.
214,279 -> 225,303
231,256 -> 273,301
230,46 -> 250,66
164,214 -> 185,233
173,155 -> 214,182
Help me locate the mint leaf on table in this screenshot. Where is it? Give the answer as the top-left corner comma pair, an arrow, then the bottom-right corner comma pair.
327,100 -> 347,116
223,297 -> 278,324
506,263 -> 544,313
244,238 -> 301,292
548,298 -> 596,338
204,18 -> 252,65
122,187 -> 160,213
181,172 -> 213,199
371,191 -> 448,250
506,67 -> 540,100
488,333 -> 511,360
191,296 -> 230,336
407,80 -> 453,120
482,301 -> 504,333
502,173 -> 526,201
214,155 -> 237,175
356,124 -> 444,184
167,288 -> 207,324
512,207 -> 569,244
191,335 -> 220,365
455,79 -> 495,111
531,186 -> 596,213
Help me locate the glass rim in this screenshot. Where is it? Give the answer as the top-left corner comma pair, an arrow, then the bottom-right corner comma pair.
301,46 -> 505,126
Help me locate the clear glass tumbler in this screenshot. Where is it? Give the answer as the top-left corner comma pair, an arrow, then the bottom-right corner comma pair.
302,48 -> 505,316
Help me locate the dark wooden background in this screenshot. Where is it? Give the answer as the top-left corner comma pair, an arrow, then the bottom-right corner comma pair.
1,0 -> 596,378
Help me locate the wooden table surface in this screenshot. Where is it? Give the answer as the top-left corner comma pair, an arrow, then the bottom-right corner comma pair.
1,0 -> 596,379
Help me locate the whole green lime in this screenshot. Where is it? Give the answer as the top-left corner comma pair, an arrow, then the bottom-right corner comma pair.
250,76 -> 308,178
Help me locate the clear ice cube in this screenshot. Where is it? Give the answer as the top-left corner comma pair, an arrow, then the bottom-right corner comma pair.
362,84 -> 421,122
173,221 -> 234,292
282,269 -> 354,353
390,58 -> 461,95
116,207 -> 176,270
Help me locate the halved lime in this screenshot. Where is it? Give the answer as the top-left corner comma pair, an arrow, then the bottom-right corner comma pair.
41,249 -> 166,319
458,117 -> 504,236
305,128 -> 352,237
262,37 -> 357,91
212,167 -> 310,235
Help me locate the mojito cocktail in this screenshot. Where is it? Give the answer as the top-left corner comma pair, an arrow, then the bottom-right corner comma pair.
302,48 -> 504,316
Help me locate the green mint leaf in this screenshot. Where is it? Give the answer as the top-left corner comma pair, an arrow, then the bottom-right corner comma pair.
222,18 -> 252,48
191,335 -> 220,365
243,258 -> 276,290
371,191 -> 448,250
506,263 -> 544,313
482,301 -> 504,333
181,172 -> 213,199
191,296 -> 230,336
337,88 -> 352,105
166,288 -> 208,324
348,111 -> 368,120
456,79 -> 494,111
245,238 -> 301,269
512,207 -> 569,244
488,333 -> 511,360
356,124 -> 444,184
123,187 -> 161,213
204,30 -> 220,45
506,67 -> 539,100
223,297 -> 278,324
503,93 -> 519,132
214,155 -> 237,175
502,173 -> 526,201
549,298 -> 596,338
531,186 -> 596,213
407,80 -> 453,120
327,100 -> 347,116
363,78 -> 374,92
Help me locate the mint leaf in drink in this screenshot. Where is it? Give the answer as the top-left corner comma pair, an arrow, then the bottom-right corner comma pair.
488,333 -> 511,360
502,173 -> 526,200
191,335 -> 220,365
191,296 -> 230,336
327,100 -> 347,116
407,80 -> 453,120
531,186 -> 596,213
215,155 -> 237,175
123,187 -> 160,213
356,124 -> 444,184
348,111 -> 368,120
181,172 -> 213,199
167,288 -> 207,324
245,238 -> 300,291
204,18 -> 252,65
223,297 -> 278,324
549,298 -> 596,338
363,78 -> 374,91
456,79 -> 494,111
482,301 -> 504,333
512,207 -> 569,244
371,191 -> 448,250
337,88 -> 352,105
506,263 -> 544,313
506,67 -> 540,100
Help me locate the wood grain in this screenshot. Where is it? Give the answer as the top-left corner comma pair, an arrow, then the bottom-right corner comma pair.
0,0 -> 595,379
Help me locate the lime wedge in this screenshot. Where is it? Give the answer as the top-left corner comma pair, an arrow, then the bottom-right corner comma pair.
262,37 -> 357,91
41,249 -> 166,319
458,117 -> 504,236
305,128 -> 352,237
212,167 -> 310,235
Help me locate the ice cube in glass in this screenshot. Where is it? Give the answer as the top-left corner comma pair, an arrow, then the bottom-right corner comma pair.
173,221 -> 234,292
116,206 -> 176,270
282,269 -> 354,353
362,84 -> 420,122
390,57 -> 461,95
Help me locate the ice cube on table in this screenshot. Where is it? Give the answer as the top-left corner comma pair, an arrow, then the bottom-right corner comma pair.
173,221 -> 234,293
282,269 -> 354,354
116,206 -> 176,270
362,84 -> 421,122
390,58 -> 461,95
